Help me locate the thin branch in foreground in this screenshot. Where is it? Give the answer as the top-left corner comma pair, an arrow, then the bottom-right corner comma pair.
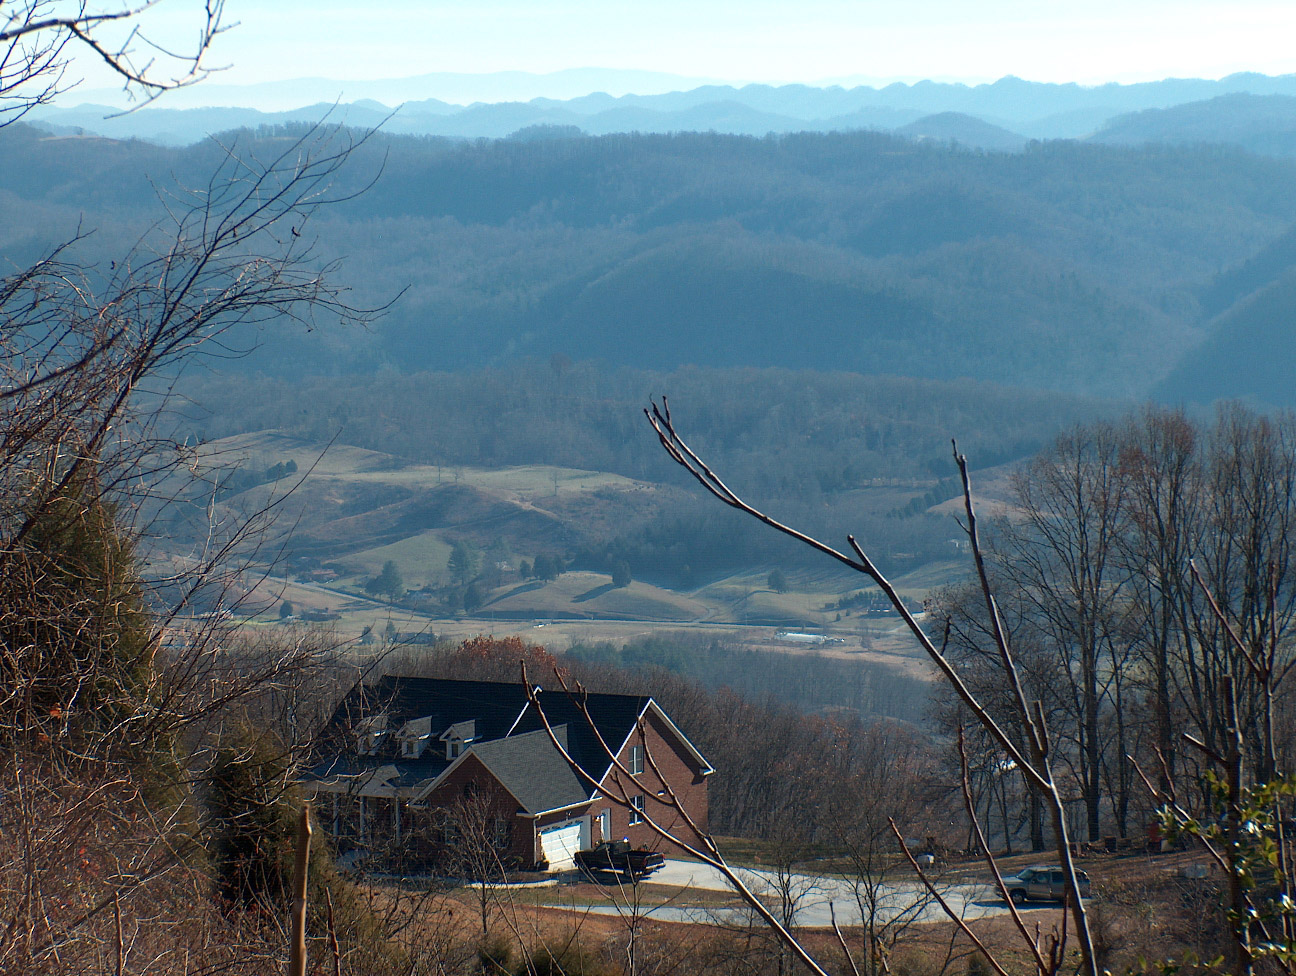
646,398 -> 1100,976
829,902 -> 862,976
520,663 -> 835,976
957,728 -> 1050,975
888,821 -> 1011,976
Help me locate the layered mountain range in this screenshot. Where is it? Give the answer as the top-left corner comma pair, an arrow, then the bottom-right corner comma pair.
29,71 -> 1296,152
9,73 -> 1296,406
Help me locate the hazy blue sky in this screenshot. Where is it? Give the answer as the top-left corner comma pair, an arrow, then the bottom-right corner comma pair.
80,0 -> 1296,102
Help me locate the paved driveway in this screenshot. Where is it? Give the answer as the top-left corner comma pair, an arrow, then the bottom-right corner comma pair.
556,858 -> 1011,927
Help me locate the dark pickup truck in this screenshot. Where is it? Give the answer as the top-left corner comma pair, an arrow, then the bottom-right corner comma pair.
574,841 -> 666,880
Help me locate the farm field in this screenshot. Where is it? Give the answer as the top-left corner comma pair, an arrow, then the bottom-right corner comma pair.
184,428 -> 969,704
195,429 -> 971,628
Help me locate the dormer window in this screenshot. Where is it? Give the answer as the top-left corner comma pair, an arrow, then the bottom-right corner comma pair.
354,715 -> 390,755
401,734 -> 431,758
439,719 -> 477,760
397,716 -> 434,759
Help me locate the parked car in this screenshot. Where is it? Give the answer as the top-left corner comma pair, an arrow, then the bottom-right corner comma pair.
574,840 -> 666,881
1004,865 -> 1092,904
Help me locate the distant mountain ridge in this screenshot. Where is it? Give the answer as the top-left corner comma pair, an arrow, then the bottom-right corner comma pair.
28,72 -> 1296,149
1091,93 -> 1296,156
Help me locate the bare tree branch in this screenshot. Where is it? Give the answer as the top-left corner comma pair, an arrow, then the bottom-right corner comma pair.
1,1 -> 227,126
646,398 -> 1101,976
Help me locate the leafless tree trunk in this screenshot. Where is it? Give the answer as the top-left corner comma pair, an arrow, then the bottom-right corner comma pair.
1119,407 -> 1204,796
287,804 -> 311,976
997,424 -> 1131,842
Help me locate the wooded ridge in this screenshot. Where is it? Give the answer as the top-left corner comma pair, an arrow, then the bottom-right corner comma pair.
6,123 -> 1296,403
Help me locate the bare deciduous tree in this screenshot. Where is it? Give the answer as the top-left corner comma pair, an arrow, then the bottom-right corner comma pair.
643,398 -> 1101,976
0,6 -> 391,971
997,424 -> 1132,843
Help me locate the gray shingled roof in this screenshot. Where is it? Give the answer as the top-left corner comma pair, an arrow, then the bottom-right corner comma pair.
307,676 -> 712,805
465,725 -> 588,815
442,719 -> 477,740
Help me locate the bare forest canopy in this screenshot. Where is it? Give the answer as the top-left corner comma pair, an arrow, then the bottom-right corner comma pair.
562,631 -> 931,725
181,365 -> 1108,489
5,122 -> 1296,404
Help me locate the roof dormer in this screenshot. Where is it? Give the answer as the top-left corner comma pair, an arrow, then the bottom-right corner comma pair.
354,714 -> 389,755
439,719 -> 477,759
398,715 -> 434,759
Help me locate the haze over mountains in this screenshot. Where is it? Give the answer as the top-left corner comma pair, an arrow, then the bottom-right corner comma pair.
30,71 -> 1296,150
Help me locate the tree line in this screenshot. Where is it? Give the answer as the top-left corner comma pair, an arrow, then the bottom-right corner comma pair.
933,403 -> 1296,847
564,631 -> 931,725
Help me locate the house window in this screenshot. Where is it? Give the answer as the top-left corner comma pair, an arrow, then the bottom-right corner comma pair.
629,743 -> 644,775
629,795 -> 645,826
492,817 -> 512,848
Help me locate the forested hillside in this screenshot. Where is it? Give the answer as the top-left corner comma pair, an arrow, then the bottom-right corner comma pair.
184,365 -> 1104,487
6,123 -> 1296,400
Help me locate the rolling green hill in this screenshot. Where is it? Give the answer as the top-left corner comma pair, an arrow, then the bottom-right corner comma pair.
894,112 -> 1027,152
187,424 -> 992,625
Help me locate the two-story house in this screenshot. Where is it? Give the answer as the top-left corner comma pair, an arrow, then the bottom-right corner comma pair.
301,675 -> 713,872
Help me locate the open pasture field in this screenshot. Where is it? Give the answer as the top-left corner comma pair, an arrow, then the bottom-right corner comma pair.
199,428 -> 967,698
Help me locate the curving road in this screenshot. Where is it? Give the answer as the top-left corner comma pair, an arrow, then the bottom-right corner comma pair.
551,857 -> 1022,927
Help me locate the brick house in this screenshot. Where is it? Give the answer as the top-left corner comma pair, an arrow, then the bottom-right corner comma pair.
301,676 -> 713,872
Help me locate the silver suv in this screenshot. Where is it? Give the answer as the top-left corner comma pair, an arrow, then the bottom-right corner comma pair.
1004,865 -> 1092,904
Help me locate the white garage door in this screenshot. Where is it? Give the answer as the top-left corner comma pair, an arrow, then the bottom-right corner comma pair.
539,817 -> 589,870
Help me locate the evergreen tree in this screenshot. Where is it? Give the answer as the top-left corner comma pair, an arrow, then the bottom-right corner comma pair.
0,468 -> 154,752
768,568 -> 790,593
205,728 -> 398,966
365,560 -> 404,600
463,580 -> 486,612
611,559 -> 632,588
447,540 -> 477,586
206,730 -> 296,910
